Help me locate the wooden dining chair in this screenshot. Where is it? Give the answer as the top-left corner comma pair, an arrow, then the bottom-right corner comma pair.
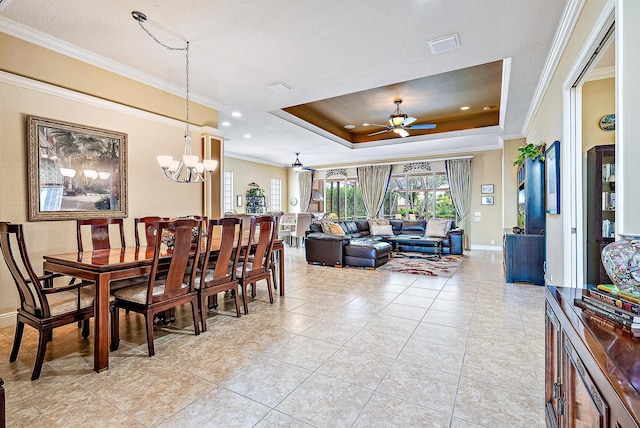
195,217 -> 243,330
110,219 -> 202,356
134,216 -> 170,248
237,215 -> 278,314
76,218 -> 126,253
0,222 -> 115,380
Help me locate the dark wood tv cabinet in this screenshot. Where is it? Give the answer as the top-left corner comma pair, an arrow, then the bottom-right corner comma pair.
545,286 -> 640,427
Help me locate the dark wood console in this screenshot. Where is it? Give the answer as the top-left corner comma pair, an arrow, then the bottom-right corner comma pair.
545,286 -> 640,427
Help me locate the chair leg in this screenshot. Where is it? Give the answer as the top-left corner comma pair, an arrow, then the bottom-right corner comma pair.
240,283 -> 249,315
111,306 -> 120,351
81,319 -> 90,339
266,277 -> 274,304
233,287 -> 241,318
32,328 -> 50,381
10,321 -> 24,362
251,282 -> 256,298
190,300 -> 200,336
144,313 -> 155,357
199,294 -> 208,333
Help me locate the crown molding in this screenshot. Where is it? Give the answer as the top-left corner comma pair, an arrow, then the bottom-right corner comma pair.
0,70 -> 216,134
521,0 -> 586,136
584,65 -> 615,82
0,15 -> 224,111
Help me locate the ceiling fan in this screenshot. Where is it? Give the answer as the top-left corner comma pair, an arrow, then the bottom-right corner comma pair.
364,98 -> 436,138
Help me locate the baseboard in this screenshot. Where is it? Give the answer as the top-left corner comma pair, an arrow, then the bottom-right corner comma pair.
469,244 -> 503,251
0,311 -> 16,329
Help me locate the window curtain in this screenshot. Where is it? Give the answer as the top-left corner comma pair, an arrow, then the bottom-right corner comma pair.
298,170 -> 313,212
357,165 -> 392,219
445,159 -> 471,250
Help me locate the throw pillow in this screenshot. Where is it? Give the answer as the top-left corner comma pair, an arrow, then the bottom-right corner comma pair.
320,219 -> 334,234
328,222 -> 346,235
425,218 -> 452,238
370,224 -> 394,236
368,218 -> 389,232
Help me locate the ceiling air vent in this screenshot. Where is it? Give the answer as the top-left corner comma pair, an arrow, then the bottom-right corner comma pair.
267,82 -> 294,94
429,33 -> 461,55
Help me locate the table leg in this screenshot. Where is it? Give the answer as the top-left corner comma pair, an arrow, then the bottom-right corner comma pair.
94,272 -> 111,372
278,246 -> 285,296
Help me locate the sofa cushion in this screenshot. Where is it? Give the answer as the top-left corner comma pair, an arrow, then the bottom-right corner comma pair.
370,224 -> 394,236
355,220 -> 370,233
401,220 -> 427,234
425,218 -> 452,238
390,220 -> 403,233
309,222 -> 323,233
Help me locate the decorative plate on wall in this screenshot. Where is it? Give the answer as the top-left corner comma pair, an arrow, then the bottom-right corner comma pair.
599,114 -> 615,131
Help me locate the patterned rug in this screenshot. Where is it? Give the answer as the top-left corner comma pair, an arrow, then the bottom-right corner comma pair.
378,253 -> 463,277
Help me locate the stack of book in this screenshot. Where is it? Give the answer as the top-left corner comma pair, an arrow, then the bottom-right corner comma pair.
574,284 -> 640,337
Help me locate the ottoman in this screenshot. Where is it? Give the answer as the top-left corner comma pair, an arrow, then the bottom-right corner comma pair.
344,240 -> 392,269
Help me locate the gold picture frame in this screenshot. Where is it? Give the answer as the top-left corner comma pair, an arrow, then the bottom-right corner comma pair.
27,115 -> 128,221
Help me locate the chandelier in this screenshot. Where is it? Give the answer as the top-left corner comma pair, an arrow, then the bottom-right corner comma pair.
132,11 -> 218,183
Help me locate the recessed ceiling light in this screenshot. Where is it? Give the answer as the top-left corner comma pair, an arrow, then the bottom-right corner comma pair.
231,111 -> 242,118
221,121 -> 231,127
460,106 -> 470,110
483,106 -> 494,111
344,124 -> 355,129
244,134 -> 251,139
267,82 -> 294,94
362,123 -> 370,126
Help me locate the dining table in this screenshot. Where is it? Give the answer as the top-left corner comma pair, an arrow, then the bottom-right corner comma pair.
42,238 -> 284,373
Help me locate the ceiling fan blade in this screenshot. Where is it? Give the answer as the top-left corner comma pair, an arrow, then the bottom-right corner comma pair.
367,129 -> 391,136
398,129 -> 410,138
403,117 -> 416,126
407,124 -> 437,130
363,123 -> 389,128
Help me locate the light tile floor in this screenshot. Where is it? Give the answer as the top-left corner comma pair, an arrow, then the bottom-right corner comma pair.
1,248 -> 546,427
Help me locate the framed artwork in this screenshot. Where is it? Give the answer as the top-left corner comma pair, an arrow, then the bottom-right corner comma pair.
481,196 -> 494,205
481,184 -> 494,194
27,116 -> 128,221
545,140 -> 560,214
236,195 -> 243,207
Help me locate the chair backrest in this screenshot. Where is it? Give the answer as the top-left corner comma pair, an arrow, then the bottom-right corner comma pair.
147,219 -> 201,304
0,222 -> 49,317
292,213 -> 313,239
76,218 -> 125,252
243,215 -> 278,277
134,216 -> 170,248
200,217 -> 243,286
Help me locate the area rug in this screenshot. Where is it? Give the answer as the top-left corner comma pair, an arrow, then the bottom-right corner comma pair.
378,253 -> 462,277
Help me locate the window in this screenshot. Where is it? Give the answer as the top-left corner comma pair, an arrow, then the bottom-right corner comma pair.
223,171 -> 233,213
270,178 -> 281,212
382,172 -> 455,219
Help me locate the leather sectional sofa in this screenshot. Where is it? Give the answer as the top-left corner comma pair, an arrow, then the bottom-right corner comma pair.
305,218 -> 464,268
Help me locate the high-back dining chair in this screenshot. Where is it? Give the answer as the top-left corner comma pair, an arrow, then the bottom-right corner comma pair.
134,216 -> 170,248
110,219 -> 202,356
237,215 -> 278,314
0,222 -> 114,380
76,218 -> 126,253
196,217 -> 243,330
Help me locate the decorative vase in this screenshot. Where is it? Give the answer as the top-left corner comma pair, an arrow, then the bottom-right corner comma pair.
601,234 -> 640,293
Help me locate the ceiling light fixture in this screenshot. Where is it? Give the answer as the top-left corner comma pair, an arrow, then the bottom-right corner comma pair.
132,11 -> 217,184
221,121 -> 231,126
460,106 -> 470,110
292,153 -> 303,172
231,111 -> 242,118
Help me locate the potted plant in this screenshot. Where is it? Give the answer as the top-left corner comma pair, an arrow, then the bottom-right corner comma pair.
513,142 -> 546,167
